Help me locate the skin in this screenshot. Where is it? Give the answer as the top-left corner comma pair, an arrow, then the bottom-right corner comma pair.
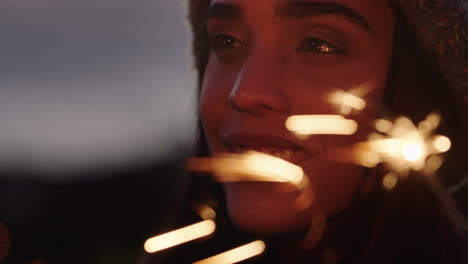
199,0 -> 395,234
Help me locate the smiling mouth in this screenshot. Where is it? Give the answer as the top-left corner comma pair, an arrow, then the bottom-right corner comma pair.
224,133 -> 316,165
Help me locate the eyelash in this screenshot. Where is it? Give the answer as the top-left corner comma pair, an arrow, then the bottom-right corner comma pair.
209,33 -> 345,54
296,37 -> 346,54
210,33 -> 247,51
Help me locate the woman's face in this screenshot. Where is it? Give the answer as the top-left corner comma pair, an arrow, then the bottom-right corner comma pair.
199,0 -> 395,234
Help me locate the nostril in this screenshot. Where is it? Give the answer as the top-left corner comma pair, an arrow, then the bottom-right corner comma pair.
228,89 -> 289,114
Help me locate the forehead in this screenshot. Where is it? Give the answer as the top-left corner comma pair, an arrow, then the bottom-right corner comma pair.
207,0 -> 393,33
210,0 -> 386,10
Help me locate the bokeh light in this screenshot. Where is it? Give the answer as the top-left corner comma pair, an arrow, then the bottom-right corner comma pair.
329,90 -> 367,115
402,143 -> 423,162
197,205 -> 216,220
193,240 -> 266,264
144,220 -> 216,253
186,151 -> 306,189
375,119 -> 393,133
286,115 -> 358,135
382,173 -> 398,190
349,113 -> 450,175
433,135 -> 451,152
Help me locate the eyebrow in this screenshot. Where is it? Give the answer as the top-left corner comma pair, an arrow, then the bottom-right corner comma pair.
201,3 -> 243,21
275,1 -> 373,33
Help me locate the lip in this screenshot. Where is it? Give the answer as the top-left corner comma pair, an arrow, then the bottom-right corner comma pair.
223,132 -> 319,165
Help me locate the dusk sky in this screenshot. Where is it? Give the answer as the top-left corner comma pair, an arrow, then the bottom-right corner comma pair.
0,0 -> 197,178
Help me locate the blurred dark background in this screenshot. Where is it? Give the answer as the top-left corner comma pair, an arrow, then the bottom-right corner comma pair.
0,154 -> 187,264
0,0 -> 196,263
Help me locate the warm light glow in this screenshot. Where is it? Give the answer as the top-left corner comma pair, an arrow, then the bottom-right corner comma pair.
433,136 -> 451,152
426,112 -> 441,130
360,151 -> 380,167
418,120 -> 432,134
402,143 -> 423,162
341,93 -> 366,110
366,138 -> 401,155
197,205 -> 216,220
187,152 -> 306,189
329,89 -> 367,114
344,113 -> 449,177
144,220 -> 215,253
244,151 -> 304,185
193,240 -> 266,264
382,173 -> 398,190
323,148 -> 380,168
375,119 -> 392,133
286,115 -> 358,135
426,155 -> 443,171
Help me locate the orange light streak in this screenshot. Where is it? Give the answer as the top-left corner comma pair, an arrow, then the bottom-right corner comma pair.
187,151 -> 307,189
144,220 -> 216,253
286,115 -> 358,135
193,240 -> 266,264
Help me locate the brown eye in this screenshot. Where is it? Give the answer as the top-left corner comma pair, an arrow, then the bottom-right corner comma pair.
210,33 -> 247,51
296,37 -> 345,54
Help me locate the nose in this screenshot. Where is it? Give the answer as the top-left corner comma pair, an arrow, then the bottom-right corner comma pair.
228,49 -> 290,115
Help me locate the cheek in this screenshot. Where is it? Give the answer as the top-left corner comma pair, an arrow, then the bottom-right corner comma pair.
199,65 -> 233,151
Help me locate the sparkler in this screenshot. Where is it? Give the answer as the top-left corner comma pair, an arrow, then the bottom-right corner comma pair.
337,113 -> 452,189
359,113 -> 450,174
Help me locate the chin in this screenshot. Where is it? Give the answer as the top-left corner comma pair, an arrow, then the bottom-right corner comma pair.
224,182 -> 313,235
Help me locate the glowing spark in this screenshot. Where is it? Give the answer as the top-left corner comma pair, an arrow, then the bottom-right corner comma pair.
350,112 -> 451,175
418,120 -> 432,134
330,90 -> 367,114
325,148 -> 380,168
286,115 -> 358,135
144,220 -> 215,253
402,143 -> 423,162
433,135 -> 451,152
426,156 -> 442,171
197,205 -> 216,220
382,173 -> 398,190
193,240 -> 266,264
375,119 -> 393,133
186,152 -> 307,190
426,112 -> 441,130
244,151 -> 304,185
